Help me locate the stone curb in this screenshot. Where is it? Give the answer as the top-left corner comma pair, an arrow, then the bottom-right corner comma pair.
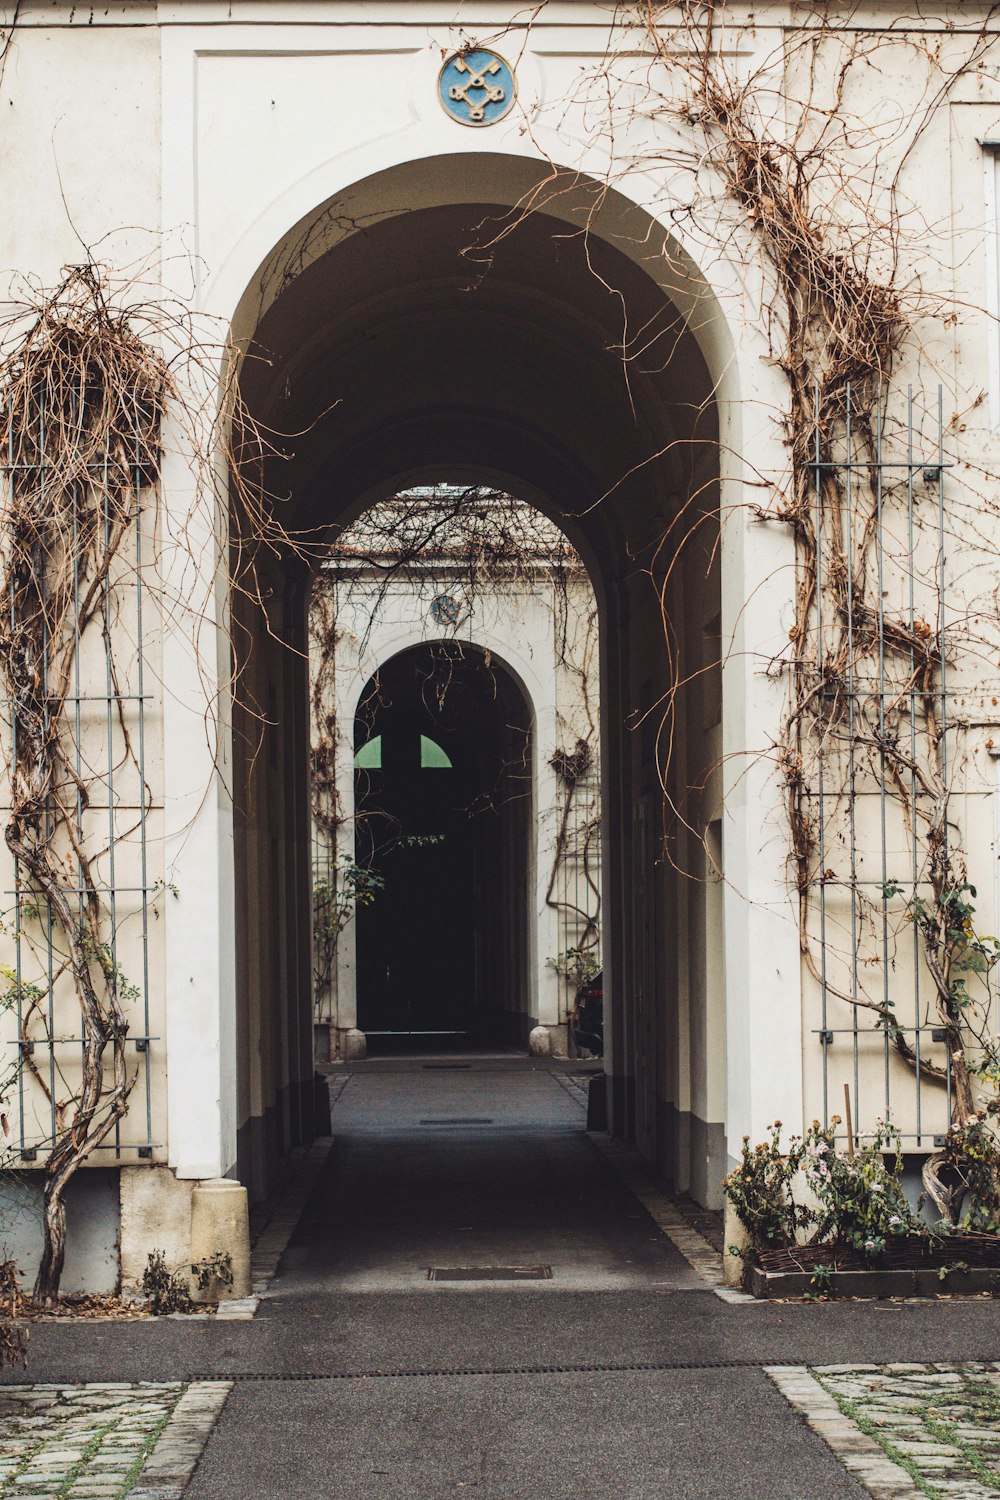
766,1366 -> 928,1499
214,1297 -> 259,1320
585,1131 -> 728,1292
124,1381 -> 232,1500
251,1136 -> 335,1296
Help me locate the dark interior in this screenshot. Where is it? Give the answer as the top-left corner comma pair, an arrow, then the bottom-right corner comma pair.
354,642 -> 532,1051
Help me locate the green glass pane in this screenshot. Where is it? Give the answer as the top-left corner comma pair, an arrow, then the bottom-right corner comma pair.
420,735 -> 452,769
354,735 -> 382,769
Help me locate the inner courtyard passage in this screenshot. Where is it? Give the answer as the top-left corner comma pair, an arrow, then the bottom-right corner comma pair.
279,1057 -> 704,1297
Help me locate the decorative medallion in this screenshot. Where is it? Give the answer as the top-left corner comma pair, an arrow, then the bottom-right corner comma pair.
430,594 -> 461,626
439,49 -> 516,128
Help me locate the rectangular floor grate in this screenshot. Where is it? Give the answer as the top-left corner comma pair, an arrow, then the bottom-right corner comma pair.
422,1063 -> 472,1070
428,1266 -> 553,1282
419,1117 -> 494,1124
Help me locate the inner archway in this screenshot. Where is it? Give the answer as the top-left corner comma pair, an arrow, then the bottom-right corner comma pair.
230,155 -> 730,1212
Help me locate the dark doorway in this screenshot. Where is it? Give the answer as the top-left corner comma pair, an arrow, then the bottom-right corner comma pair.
354,643 -> 531,1051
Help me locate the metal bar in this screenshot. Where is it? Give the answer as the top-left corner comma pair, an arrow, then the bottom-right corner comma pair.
807,460 -> 954,472
6,1035 -> 159,1046
937,388 -> 948,818
937,391 -> 950,1136
3,887 -> 169,897
9,396 -> 22,1152
814,383 -> 829,1126
134,444 -> 153,1150
72,386 -> 87,1099
101,435 -> 123,1159
844,382 -> 861,1127
875,388 -> 891,1119
39,389 -> 57,1141
812,1026 -> 944,1035
907,387 -> 923,1144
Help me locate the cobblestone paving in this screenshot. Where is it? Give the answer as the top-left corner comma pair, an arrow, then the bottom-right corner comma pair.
816,1363 -> 1000,1498
0,1383 -> 185,1500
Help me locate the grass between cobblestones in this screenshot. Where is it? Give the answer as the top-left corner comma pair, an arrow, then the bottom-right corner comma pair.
0,1383 -> 187,1499
116,1402 -> 179,1498
817,1380 -> 940,1497
815,1365 -> 1000,1500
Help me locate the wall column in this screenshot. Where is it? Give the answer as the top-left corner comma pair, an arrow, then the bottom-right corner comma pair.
160,419 -> 239,1182
720,379 -> 804,1163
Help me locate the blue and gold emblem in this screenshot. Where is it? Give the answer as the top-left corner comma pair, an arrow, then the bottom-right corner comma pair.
439,49 -> 515,128
430,594 -> 461,626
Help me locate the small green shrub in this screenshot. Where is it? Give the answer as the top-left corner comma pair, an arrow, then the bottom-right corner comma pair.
809,1263 -> 835,1298
191,1251 -> 233,1294
801,1118 -> 920,1259
140,1251 -> 192,1316
722,1122 -> 813,1251
935,1108 -> 1000,1231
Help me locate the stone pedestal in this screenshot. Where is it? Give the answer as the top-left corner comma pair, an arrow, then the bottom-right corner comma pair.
339,1027 -> 367,1061
189,1179 -> 251,1302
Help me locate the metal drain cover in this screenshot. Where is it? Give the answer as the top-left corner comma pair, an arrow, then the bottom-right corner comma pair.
428,1265 -> 553,1282
422,1063 -> 472,1070
419,1117 -> 493,1124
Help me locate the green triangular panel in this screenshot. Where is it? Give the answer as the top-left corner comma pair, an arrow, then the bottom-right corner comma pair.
354,735 -> 382,769
420,735 -> 452,769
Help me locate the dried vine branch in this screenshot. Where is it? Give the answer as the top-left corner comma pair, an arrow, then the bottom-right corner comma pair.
618,0 -> 1000,1184
0,265 -> 165,1300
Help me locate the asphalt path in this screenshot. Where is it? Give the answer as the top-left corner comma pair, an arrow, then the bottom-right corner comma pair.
5,1060 -> 1000,1497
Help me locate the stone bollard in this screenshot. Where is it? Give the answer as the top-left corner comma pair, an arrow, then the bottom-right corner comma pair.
527,1025 -> 552,1057
189,1179 -> 251,1302
722,1198 -> 750,1289
340,1027 -> 368,1061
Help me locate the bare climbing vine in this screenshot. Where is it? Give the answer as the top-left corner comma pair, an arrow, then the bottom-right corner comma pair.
0,266 -> 169,1300
0,262 -> 309,1300
578,0 -> 1000,1216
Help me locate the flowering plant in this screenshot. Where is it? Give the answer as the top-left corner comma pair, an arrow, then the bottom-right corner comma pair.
932,1105 -> 1000,1231
722,1122 -> 814,1250
802,1117 -> 919,1259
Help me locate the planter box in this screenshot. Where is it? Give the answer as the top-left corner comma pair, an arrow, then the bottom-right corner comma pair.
748,1262 -> 1000,1299
748,1232 -> 1000,1299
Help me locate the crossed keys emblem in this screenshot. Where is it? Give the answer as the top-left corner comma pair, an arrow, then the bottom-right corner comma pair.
447,54 -> 507,124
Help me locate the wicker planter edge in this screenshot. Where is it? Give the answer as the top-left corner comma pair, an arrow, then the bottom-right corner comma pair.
748,1261 -> 1000,1299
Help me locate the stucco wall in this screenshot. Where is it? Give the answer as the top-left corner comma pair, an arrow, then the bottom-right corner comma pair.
0,3 -> 996,1226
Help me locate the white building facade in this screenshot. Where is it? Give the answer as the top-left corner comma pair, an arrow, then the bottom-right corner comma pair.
0,1 -> 997,1286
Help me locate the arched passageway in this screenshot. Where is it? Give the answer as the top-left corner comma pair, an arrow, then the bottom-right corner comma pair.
230,156 -> 727,1211
353,643 -> 533,1051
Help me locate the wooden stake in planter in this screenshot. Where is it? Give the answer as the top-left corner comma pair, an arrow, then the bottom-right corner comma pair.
844,1083 -> 855,1158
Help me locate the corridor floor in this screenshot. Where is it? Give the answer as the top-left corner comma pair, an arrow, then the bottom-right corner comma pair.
272,1058 -> 703,1296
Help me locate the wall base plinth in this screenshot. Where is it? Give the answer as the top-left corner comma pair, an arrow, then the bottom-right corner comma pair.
120,1165 -> 195,1295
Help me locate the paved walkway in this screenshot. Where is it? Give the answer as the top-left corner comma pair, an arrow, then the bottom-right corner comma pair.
275,1061 -> 702,1296
4,1059 -> 1000,1497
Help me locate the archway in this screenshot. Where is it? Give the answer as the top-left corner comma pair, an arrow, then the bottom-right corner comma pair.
229,155 -> 739,1211
352,641 -> 533,1051
310,484 -> 601,1061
